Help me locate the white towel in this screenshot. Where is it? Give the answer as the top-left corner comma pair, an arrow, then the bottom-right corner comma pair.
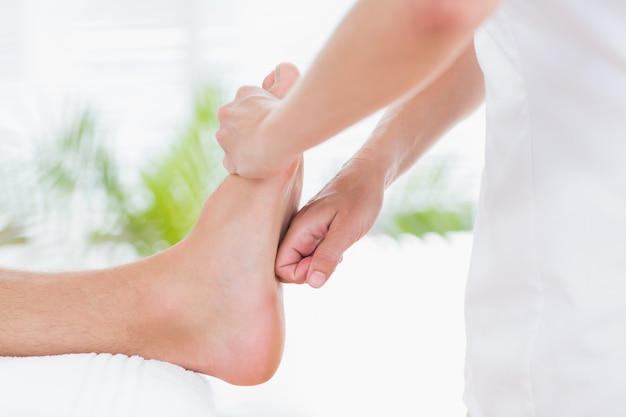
0,353 -> 216,417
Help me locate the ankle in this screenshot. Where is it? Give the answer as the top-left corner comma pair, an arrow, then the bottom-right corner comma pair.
129,250 -> 195,363
134,243 -> 286,386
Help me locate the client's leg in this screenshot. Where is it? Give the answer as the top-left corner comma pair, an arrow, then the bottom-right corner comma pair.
0,160 -> 303,386
0,63 -> 301,386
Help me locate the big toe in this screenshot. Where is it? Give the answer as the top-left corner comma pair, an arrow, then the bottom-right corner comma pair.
265,62 -> 301,99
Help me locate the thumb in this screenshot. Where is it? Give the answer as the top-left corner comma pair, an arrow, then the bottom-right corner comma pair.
306,227 -> 354,288
262,62 -> 300,99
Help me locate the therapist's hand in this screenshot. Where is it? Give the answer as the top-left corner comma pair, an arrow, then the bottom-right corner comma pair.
276,156 -> 385,288
216,62 -> 300,178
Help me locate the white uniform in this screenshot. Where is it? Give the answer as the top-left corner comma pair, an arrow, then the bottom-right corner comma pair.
465,1 -> 626,416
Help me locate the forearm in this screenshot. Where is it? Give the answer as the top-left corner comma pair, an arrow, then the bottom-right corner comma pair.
262,0 -> 498,163
350,42 -> 485,189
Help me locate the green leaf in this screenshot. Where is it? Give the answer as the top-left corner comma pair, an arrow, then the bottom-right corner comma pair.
375,158 -> 476,239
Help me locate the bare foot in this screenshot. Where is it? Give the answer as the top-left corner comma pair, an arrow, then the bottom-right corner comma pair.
127,63 -> 304,385
140,158 -> 303,385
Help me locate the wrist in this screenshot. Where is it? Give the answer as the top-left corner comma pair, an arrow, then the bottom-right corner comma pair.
338,152 -> 388,201
257,111 -> 298,177
351,143 -> 398,191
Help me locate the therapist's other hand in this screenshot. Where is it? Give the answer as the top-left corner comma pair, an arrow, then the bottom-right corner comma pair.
216,62 -> 300,178
276,157 -> 385,288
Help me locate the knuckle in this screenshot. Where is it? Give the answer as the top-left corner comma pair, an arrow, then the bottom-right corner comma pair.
223,158 -> 235,174
235,85 -> 255,98
216,104 -> 229,121
314,246 -> 342,269
214,128 -> 227,146
280,274 -> 307,285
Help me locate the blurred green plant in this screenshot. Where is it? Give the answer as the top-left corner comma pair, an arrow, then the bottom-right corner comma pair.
374,159 -> 475,239
0,86 -> 474,263
0,83 -> 226,260
0,222 -> 27,247
91,85 -> 226,256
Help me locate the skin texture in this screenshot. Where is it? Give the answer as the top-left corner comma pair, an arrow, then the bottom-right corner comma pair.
0,68 -> 303,386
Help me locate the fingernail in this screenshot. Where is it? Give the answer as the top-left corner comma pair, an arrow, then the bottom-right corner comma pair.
274,65 -> 281,82
308,271 -> 327,288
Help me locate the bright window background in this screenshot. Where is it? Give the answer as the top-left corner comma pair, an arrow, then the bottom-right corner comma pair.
0,0 -> 485,416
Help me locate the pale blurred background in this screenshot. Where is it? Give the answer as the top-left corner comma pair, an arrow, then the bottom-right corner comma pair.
0,0 -> 485,415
